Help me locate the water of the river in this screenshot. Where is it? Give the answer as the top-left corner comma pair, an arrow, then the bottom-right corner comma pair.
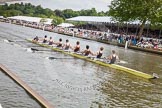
0,22 -> 162,108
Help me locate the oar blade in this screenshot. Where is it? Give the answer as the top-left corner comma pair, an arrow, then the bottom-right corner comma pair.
48,57 -> 56,59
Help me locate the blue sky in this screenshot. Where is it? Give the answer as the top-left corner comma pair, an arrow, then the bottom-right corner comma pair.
28,0 -> 112,12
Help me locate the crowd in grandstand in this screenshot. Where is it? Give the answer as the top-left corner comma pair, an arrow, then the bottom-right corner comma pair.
1,17 -> 162,50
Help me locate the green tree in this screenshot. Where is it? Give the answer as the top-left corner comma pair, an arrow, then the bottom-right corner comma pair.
63,9 -> 74,18
23,8 -> 35,15
1,3 -> 8,10
3,10 -> 23,17
51,16 -> 64,26
89,8 -> 97,16
41,8 -> 54,17
79,8 -> 98,16
40,18 -> 48,24
108,0 -> 162,37
35,5 -> 43,15
98,11 -> 105,16
54,9 -> 64,18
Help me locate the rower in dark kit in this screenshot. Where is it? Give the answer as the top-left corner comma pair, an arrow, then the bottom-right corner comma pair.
96,47 -> 104,58
56,38 -> 63,47
42,35 -> 48,43
73,41 -> 80,52
106,50 -> 119,64
62,39 -> 71,50
82,45 -> 93,56
32,36 -> 39,42
48,37 -> 54,45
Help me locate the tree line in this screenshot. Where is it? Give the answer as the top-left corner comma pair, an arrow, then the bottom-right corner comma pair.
0,3 -> 109,25
0,3 -> 108,22
1,1 -> 162,37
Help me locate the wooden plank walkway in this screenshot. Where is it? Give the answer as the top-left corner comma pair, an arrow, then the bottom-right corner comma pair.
0,64 -> 54,108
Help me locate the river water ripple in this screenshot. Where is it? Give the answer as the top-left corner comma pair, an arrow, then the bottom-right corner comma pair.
0,22 -> 162,108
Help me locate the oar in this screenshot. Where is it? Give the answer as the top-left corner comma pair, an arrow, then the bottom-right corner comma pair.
118,60 -> 128,64
47,57 -> 74,59
31,48 -> 51,51
31,48 -> 39,51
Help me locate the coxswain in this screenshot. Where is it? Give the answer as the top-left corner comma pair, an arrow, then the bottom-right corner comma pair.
82,45 -> 93,56
73,41 -> 80,52
56,38 -> 63,47
107,50 -> 119,64
43,35 -> 48,43
48,37 -> 54,45
96,47 -> 104,58
62,39 -> 71,50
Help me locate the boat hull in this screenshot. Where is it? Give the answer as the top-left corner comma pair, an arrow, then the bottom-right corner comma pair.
27,39 -> 154,79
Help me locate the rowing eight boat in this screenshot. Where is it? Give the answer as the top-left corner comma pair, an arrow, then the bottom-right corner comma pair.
27,39 -> 155,79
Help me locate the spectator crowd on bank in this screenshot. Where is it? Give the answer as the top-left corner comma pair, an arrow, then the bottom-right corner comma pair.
1,16 -> 162,51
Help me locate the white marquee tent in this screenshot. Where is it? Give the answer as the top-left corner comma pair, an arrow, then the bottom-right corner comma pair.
0,16 -> 4,18
7,16 -> 53,25
67,16 -> 114,23
66,16 -> 149,25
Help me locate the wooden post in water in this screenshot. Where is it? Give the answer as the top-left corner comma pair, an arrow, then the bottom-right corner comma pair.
0,64 -> 54,108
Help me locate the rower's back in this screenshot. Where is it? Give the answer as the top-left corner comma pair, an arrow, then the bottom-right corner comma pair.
74,41 -> 80,52
84,45 -> 91,56
49,37 -> 53,45
109,50 -> 117,64
109,54 -> 116,64
96,47 -> 104,58
64,39 -> 70,50
57,38 -> 62,47
43,35 -> 48,43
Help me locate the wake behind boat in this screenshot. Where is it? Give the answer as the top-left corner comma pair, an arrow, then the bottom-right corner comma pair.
26,38 -> 156,79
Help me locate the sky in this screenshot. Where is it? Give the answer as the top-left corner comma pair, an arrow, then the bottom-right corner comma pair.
28,0 -> 112,12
